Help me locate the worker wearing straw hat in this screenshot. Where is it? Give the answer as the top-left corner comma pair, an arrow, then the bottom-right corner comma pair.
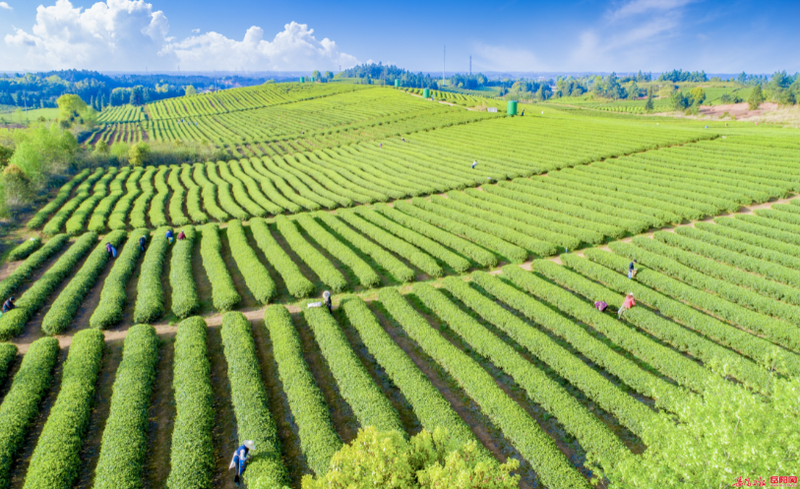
230,440 -> 255,486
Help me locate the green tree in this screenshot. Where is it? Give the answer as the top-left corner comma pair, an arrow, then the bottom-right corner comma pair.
56,94 -> 88,123
324,71 -> 333,82
670,90 -> 690,111
128,142 -> 151,167
302,427 -> 519,489
748,85 -> 766,110
689,87 -> 706,105
0,144 -> 12,169
597,375 -> 800,488
129,86 -> 145,106
184,85 -> 197,96
312,70 -> 321,82
644,91 -> 654,112
94,140 -> 109,154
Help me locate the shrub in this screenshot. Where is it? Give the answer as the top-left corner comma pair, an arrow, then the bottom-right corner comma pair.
169,226 -> 200,318
199,224 -> 241,311
133,227 -> 169,323
0,337 -> 59,487
226,220 -> 276,303
22,329 -> 104,489
93,324 -> 158,489
90,230 -> 147,329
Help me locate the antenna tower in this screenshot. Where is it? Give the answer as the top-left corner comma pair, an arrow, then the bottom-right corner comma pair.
469,55 -> 472,75
443,45 -> 446,84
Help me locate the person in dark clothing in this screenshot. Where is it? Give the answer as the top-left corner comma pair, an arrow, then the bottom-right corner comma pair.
229,440 -> 255,486
177,230 -> 186,240
323,291 -> 332,314
2,296 -> 15,314
106,242 -> 113,257
138,236 -> 147,252
166,229 -> 174,244
628,260 -> 638,279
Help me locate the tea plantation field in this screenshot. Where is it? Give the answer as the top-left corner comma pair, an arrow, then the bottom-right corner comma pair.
0,83 -> 797,488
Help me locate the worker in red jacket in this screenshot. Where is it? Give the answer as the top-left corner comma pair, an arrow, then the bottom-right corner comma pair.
618,293 -> 635,319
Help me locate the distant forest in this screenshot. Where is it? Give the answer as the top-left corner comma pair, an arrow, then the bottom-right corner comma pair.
0,70 -> 275,110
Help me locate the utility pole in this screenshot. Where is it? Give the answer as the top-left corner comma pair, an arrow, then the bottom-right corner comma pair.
470,55 -> 472,75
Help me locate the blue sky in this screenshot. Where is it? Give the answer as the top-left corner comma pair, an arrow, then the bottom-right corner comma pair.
0,0 -> 798,74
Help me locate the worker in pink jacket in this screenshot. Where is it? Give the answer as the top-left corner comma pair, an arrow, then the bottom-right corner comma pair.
618,293 -> 635,319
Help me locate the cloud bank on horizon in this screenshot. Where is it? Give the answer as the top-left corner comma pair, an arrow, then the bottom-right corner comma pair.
2,0 -> 358,71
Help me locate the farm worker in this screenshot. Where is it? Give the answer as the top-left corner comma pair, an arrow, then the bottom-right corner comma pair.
323,291 -> 332,314
402,138 -> 406,143
229,440 -> 255,486
2,296 -> 15,313
106,242 -> 113,257
110,244 -> 117,258
166,229 -> 174,244
628,260 -> 637,279
380,143 -> 383,148
177,230 -> 186,241
618,293 -> 635,319
594,300 -> 608,312
139,235 -> 147,251
472,160 -> 478,169
521,109 -> 525,116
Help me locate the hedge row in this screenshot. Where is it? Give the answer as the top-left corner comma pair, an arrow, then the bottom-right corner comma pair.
166,317 -> 214,489
199,224 -> 241,310
227,160 -> 283,214
169,226 -> 200,318
27,169 -> 91,230
296,214 -> 380,288
355,207 -> 470,273
472,186 -> 620,241
504,265 -> 717,394
167,167 -> 191,226
534,259 -> 769,392
41,168 -> 104,235
397,200 -> 526,263
614,239 -> 800,330
471,271 -> 685,411
129,167 -> 157,229
0,337 -> 59,487
0,343 -> 18,390
226,220 -> 276,303
378,287 -> 589,489
220,312 -> 288,489
701,219 -> 800,261
245,159 -> 303,213
133,227 -> 169,323
87,167 -> 130,232
414,282 -> 626,462
249,219 -> 314,298
192,164 -> 230,222
205,162 -> 249,220
378,204 -> 497,267
22,329 -> 104,489
0,234 -> 69,301
217,162 -> 268,217
264,306 -> 341,475
64,168 -> 117,235
726,214 -> 800,247
93,324 -> 159,489
315,212 -> 414,282
442,276 -> 655,438
339,296 -> 483,453
303,306 -> 403,433
42,230 -> 127,335
180,164 -> 209,224
338,210 -> 442,276
456,189 -> 602,246
275,216 -> 347,293
7,238 -> 41,262
658,229 -> 800,291
582,248 -> 800,369
0,232 -> 97,341
108,168 -> 143,230
149,167 -> 170,228
90,229 -> 147,329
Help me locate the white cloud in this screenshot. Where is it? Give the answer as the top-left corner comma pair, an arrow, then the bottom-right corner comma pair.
166,22 -> 358,71
0,2 -> 12,10
570,0 -> 694,70
472,42 -> 545,72
1,0 -> 357,71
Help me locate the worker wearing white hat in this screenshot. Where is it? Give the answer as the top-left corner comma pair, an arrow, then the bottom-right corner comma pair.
230,440 -> 255,486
